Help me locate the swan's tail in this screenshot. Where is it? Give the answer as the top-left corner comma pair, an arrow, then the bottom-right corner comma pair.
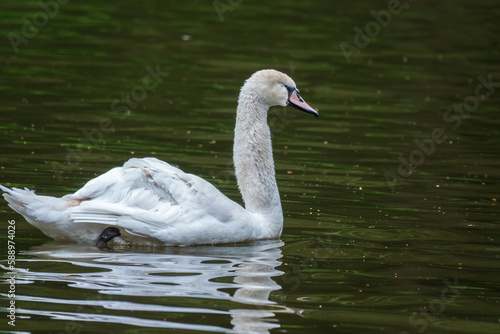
0,185 -> 73,241
1,185 -> 152,244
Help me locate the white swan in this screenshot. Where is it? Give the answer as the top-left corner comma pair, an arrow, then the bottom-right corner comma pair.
1,69 -> 318,246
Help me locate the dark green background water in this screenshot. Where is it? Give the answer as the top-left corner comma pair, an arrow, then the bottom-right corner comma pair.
1,0 -> 499,333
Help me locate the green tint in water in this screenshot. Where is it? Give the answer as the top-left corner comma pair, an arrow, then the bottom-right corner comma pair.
1,0 -> 499,333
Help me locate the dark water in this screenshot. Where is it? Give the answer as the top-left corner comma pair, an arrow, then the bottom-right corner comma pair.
1,0 -> 499,333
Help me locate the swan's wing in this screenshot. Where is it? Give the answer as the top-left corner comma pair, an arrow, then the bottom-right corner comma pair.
68,158 -> 247,242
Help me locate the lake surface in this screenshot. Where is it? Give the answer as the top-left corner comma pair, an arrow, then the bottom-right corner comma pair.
1,0 -> 499,333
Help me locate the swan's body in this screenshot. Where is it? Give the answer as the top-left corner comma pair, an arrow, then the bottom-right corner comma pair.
1,69 -> 318,246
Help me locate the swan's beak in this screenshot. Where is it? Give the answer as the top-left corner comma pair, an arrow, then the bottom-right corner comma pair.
288,89 -> 318,117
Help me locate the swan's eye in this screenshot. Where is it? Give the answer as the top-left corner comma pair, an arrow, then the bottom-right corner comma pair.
281,84 -> 296,98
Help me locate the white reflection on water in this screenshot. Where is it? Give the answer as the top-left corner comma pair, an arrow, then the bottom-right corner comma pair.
8,240 -> 297,333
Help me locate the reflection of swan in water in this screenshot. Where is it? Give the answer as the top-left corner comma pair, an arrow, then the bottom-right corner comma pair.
8,240 -> 297,333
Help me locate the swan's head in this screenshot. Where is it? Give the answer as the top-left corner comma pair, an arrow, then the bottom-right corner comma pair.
241,69 -> 318,117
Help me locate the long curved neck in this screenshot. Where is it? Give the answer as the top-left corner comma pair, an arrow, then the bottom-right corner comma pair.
233,89 -> 282,222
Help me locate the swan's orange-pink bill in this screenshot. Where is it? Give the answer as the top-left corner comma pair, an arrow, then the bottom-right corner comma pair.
288,90 -> 318,117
